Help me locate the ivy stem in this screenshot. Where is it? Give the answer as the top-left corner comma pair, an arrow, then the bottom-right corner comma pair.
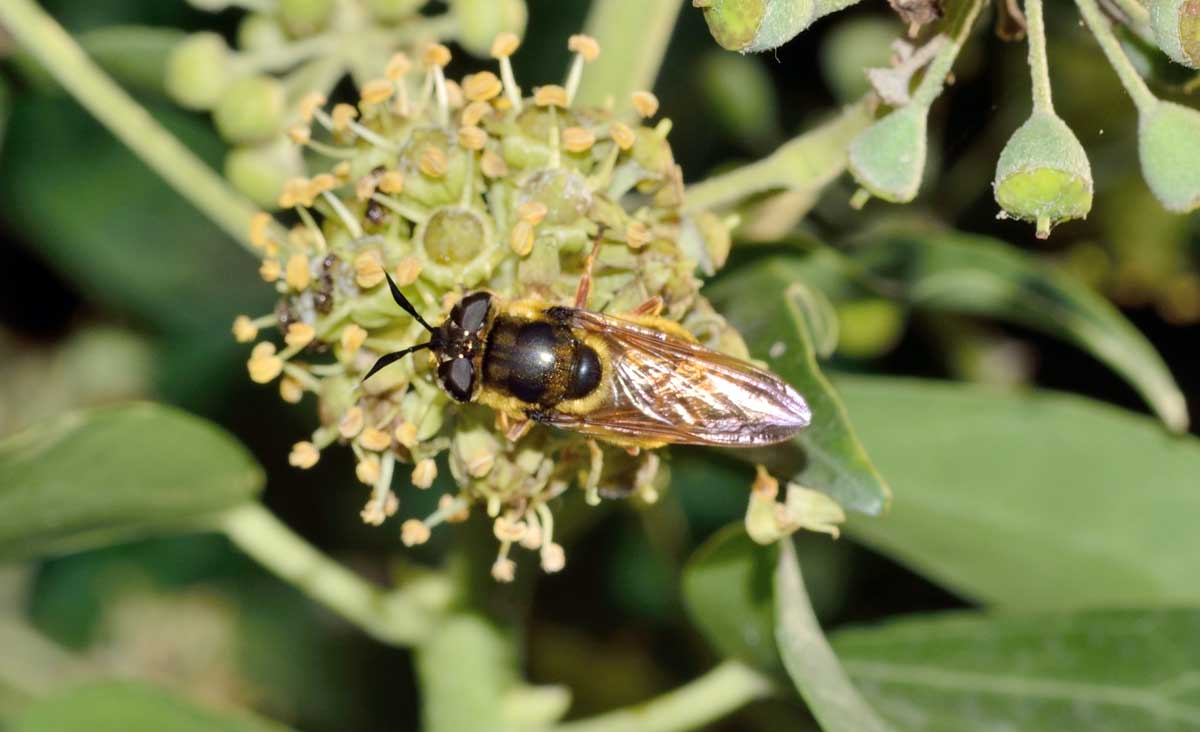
573,0 -> 684,114
220,503 -> 448,647
911,0 -> 985,109
549,660 -> 774,732
0,0 -> 266,255
1075,0 -> 1159,114
1025,0 -> 1055,114
1104,0 -> 1154,41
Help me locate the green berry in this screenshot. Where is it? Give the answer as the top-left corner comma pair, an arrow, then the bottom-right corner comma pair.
699,51 -> 778,149
213,75 -> 287,145
450,0 -> 528,57
1150,0 -> 1200,69
820,15 -> 898,103
164,32 -> 231,111
365,0 -> 426,23
278,0 -> 336,37
994,112 -> 1093,238
225,138 -> 304,209
1138,100 -> 1200,212
834,299 -> 905,359
237,14 -> 289,52
847,104 -> 928,203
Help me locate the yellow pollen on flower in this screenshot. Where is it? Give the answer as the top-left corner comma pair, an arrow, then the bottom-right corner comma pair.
519,522 -> 543,550
249,212 -> 273,249
339,406 -> 365,439
510,220 -> 535,256
541,542 -> 566,573
421,42 -> 451,68
751,464 -> 779,499
467,450 -> 496,477
306,174 -> 337,201
332,161 -> 351,180
248,342 -> 283,383
632,90 -> 660,118
517,201 -> 548,225
297,91 -> 327,122
461,101 -> 492,127
610,121 -> 636,150
378,170 -> 405,194
232,315 -> 258,343
490,32 -> 520,58
341,324 -> 368,355
561,127 -> 596,153
360,427 -> 392,451
393,256 -> 422,286
439,494 -> 470,523
279,376 -> 304,404
625,221 -> 652,249
331,103 -> 358,132
567,34 -> 601,62
287,124 -> 312,145
285,322 -> 316,348
355,455 -> 381,485
533,85 -> 568,108
412,458 -> 437,489
457,125 -> 487,151
393,421 -> 418,448
493,516 -> 527,543
286,254 -> 311,290
385,52 -> 412,80
401,519 -> 431,546
355,175 -> 378,201
480,150 -> 508,178
444,79 -> 465,109
491,557 -> 516,583
355,252 -> 386,288
462,71 -> 503,102
259,258 -> 281,282
278,177 -> 311,208
419,146 -> 447,178
289,441 -> 320,469
360,78 -> 394,105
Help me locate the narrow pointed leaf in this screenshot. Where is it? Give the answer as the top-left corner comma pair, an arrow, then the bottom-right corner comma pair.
776,539 -> 897,732
0,403 -> 263,560
833,608 -> 1200,732
838,375 -> 1200,609
708,258 -> 891,515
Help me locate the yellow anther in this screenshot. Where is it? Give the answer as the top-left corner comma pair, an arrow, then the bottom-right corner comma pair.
419,145 -> 447,177
610,121 -> 636,150
360,78 -> 394,105
561,126 -> 596,153
490,32 -> 520,58
462,71 -> 503,102
360,427 -> 392,451
286,254 -> 311,290
393,256 -> 423,286
421,42 -> 451,68
289,441 -> 320,469
632,90 -> 660,118
354,252 -> 385,288
285,322 -> 316,348
533,85 -> 568,108
385,52 -> 412,80
340,324 -> 367,355
567,34 -> 600,62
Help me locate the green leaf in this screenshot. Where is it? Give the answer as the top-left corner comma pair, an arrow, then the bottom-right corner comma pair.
0,95 -> 271,335
775,539 -> 896,732
833,608 -> 1200,731
682,525 -> 782,675
837,375 -> 1200,609
707,258 -> 891,515
846,228 -> 1188,431
0,403 -> 263,560
11,682 -> 290,732
415,613 -> 519,732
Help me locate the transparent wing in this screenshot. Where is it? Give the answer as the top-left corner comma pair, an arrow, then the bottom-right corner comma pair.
537,309 -> 811,447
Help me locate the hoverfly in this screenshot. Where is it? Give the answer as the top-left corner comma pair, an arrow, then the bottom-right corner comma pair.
364,251 -> 811,449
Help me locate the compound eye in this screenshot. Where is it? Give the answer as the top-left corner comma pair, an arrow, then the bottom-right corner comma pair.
453,292 -> 492,334
438,357 -> 475,402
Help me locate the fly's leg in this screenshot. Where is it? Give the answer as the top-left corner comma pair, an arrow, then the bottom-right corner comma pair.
583,439 -> 603,505
628,296 -> 664,318
574,230 -> 605,310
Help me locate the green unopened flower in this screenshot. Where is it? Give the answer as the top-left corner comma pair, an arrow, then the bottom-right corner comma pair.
994,112 -> 1093,238
1139,101 -> 1200,212
165,32 -> 231,110
232,33 -> 747,580
278,0 -> 336,37
848,104 -> 928,204
1151,0 -> 1200,69
214,75 -> 288,145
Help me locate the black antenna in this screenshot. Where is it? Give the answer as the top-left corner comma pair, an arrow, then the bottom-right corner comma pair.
362,342 -> 432,383
385,272 -> 434,331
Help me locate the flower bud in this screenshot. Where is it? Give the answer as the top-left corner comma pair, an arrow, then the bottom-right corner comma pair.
848,104 -> 928,203
698,51 -> 778,150
450,0 -> 528,57
993,112 -> 1093,238
225,138 -> 305,209
213,75 -> 287,145
1139,101 -> 1200,212
366,0 -> 425,23
164,33 -> 230,111
1150,0 -> 1200,68
820,16 -> 898,103
834,299 -> 905,359
238,14 -> 289,52
278,0 -> 335,37
699,0 -> 849,53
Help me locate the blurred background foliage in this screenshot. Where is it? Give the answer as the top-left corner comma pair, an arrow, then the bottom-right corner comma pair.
0,1 -> 1199,731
